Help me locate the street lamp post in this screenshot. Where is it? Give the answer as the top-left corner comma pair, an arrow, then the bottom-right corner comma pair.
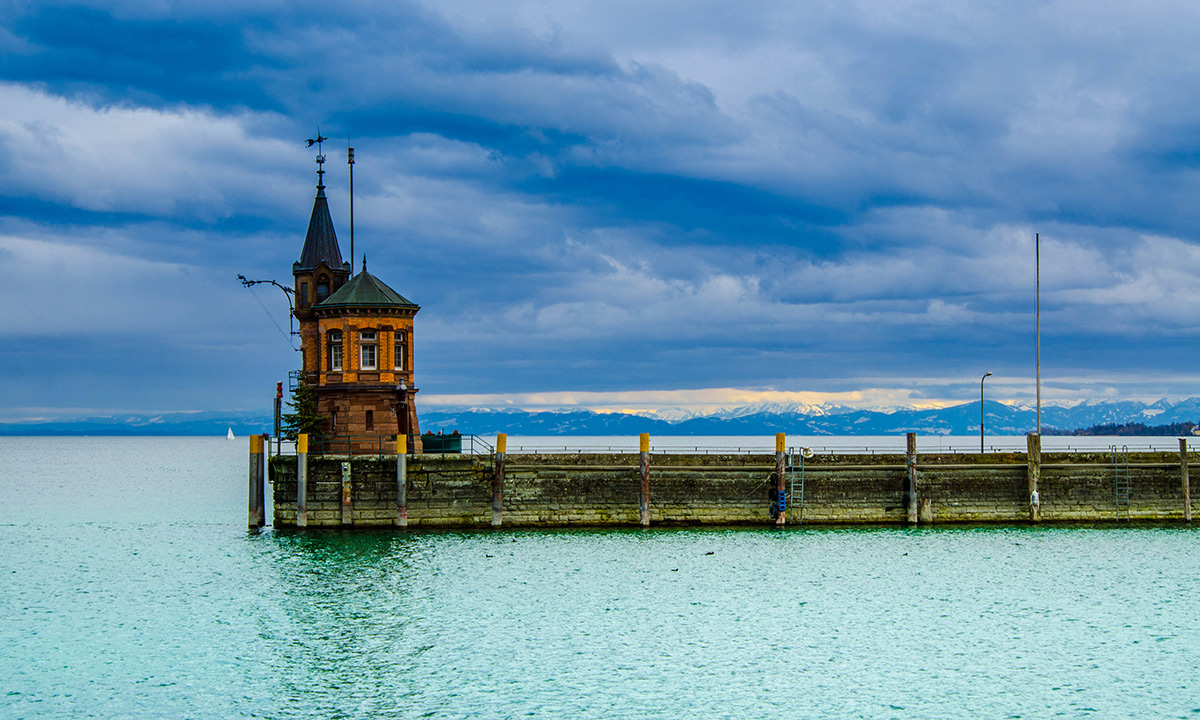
396,380 -> 408,439
981,371 -> 993,453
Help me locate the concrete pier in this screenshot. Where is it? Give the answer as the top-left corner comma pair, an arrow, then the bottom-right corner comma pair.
267,436 -> 1200,529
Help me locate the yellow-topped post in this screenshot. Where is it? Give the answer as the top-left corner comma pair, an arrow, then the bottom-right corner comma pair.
248,434 -> 265,528
1182,438 -> 1192,522
639,433 -> 651,526
297,433 -> 309,527
340,458 -> 352,525
395,434 -> 408,527
906,433 -> 918,524
1027,433 -> 1041,523
257,434 -> 268,526
775,433 -> 786,525
492,433 -> 507,527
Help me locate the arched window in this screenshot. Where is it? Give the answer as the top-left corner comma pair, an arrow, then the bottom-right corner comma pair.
329,330 -> 343,372
316,274 -> 330,302
394,332 -> 406,371
359,330 -> 377,370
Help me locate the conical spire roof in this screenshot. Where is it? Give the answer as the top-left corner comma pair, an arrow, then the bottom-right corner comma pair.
296,184 -> 345,271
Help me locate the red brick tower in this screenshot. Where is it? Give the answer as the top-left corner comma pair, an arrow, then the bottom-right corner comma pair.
292,149 -> 420,444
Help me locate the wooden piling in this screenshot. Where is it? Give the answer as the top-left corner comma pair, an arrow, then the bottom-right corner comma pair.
396,434 -> 408,527
639,433 -> 650,527
248,434 -> 265,528
775,433 -> 787,526
1027,433 -> 1041,523
493,433 -> 507,527
297,433 -> 308,528
340,461 -> 352,525
1181,438 -> 1192,522
256,434 -> 267,526
906,433 -> 918,524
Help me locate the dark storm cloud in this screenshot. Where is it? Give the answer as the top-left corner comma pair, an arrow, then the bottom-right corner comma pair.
5,5 -> 272,109
2,0 -> 1200,413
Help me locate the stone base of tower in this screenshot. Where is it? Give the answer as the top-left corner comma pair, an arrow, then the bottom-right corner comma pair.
316,384 -> 421,453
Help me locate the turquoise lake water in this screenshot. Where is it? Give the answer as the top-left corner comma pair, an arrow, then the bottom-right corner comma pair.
3,437 -> 1200,719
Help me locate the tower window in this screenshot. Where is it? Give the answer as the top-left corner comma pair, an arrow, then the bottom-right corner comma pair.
394,332 -> 406,371
316,275 -> 330,302
329,330 -> 343,372
299,281 -> 308,308
359,330 -> 377,370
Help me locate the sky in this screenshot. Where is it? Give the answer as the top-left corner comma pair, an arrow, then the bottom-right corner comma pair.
3,0 -> 1200,419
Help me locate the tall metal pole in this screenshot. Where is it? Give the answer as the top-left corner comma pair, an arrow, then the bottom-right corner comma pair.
1036,233 -> 1041,435
348,146 -> 355,271
274,381 -> 282,456
980,371 -> 992,453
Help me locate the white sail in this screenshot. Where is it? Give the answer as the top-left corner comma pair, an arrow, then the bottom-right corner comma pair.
227,427 -> 235,440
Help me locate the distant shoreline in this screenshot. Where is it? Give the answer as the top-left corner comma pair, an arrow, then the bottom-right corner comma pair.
2,400 -> 1197,437
1043,421 -> 1198,437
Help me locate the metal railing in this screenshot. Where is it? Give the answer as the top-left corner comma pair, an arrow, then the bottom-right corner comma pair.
504,442 -> 778,455
267,433 -> 494,458
310,434 -> 396,457
416,432 -> 494,456
503,437 -> 1193,455
262,434 -> 1189,458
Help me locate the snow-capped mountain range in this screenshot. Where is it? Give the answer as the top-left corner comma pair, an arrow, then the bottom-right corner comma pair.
4,398 -> 1199,436
419,398 -> 1200,436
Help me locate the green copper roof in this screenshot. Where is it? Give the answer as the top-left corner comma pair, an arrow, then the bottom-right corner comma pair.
315,267 -> 418,310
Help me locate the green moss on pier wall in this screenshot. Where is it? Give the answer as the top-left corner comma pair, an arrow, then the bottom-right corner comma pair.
267,450 -> 1199,528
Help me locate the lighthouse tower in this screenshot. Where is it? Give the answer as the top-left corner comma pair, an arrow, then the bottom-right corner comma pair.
292,148 -> 420,444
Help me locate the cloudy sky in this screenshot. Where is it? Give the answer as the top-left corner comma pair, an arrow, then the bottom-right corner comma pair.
3,0 -> 1200,419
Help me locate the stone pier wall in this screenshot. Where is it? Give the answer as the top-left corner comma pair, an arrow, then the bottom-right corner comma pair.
268,448 -> 1197,528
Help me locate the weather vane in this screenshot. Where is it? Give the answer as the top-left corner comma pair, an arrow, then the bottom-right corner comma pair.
306,131 -> 328,185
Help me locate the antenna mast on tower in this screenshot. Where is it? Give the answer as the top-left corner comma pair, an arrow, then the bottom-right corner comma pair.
348,143 -> 355,271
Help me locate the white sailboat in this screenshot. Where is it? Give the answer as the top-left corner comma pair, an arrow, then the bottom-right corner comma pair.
227,427 -> 235,440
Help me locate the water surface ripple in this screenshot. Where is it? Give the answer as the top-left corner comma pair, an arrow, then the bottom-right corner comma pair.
2,438 -> 1198,719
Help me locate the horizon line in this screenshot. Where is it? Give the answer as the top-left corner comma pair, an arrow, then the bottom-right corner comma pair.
2,385 -> 1198,421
